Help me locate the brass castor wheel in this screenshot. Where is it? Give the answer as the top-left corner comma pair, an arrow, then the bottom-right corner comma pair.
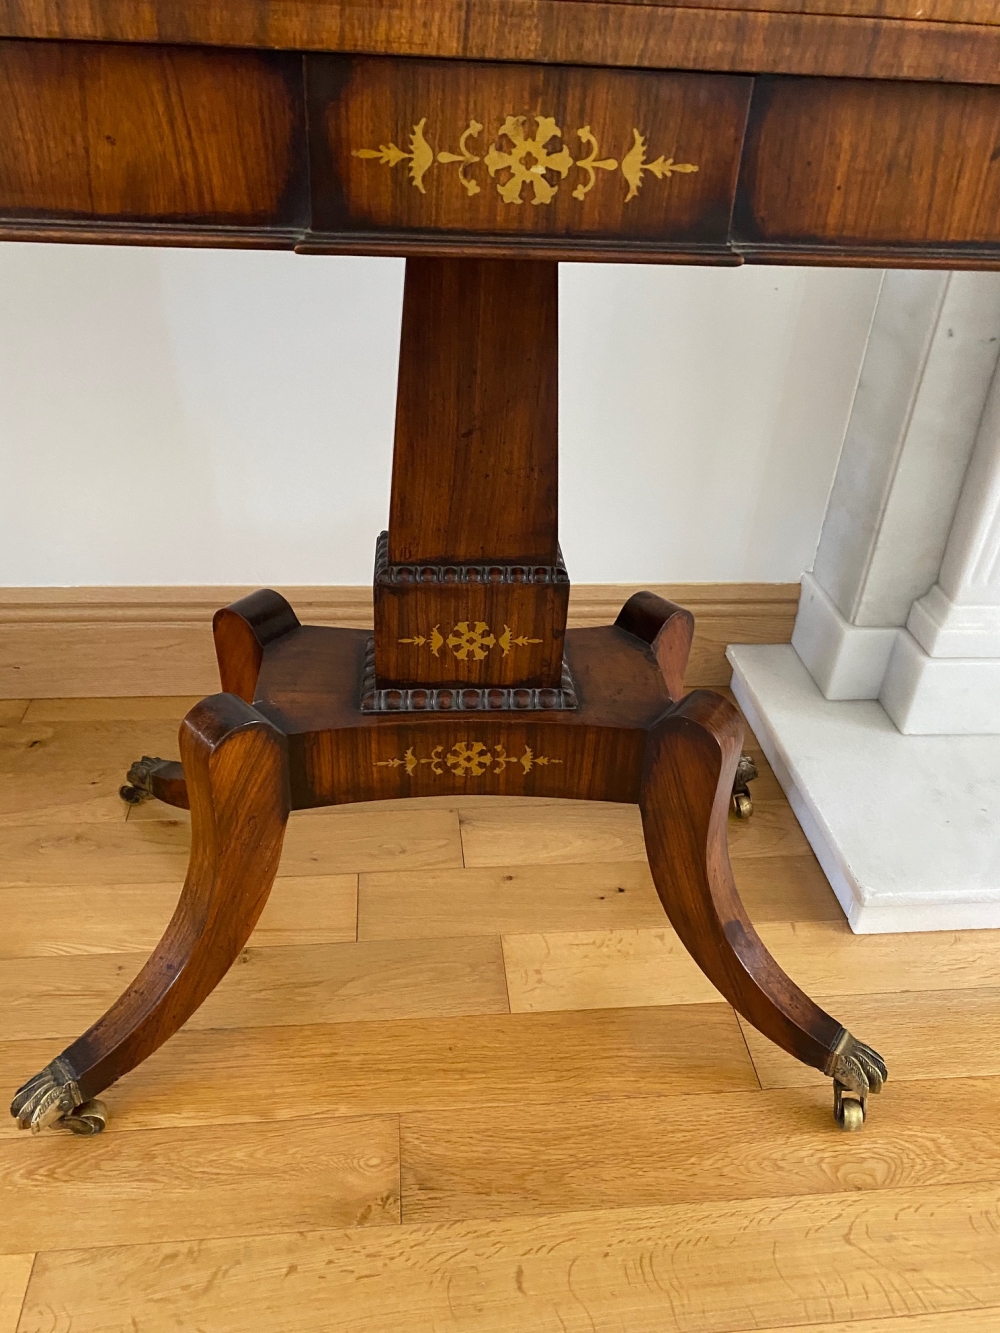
731,753 -> 757,819
119,784 -> 148,805
731,791 -> 753,819
833,1080 -> 866,1132
64,1099 -> 108,1135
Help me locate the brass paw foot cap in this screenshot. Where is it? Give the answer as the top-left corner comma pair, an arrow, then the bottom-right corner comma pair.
10,1057 -> 84,1132
828,1031 -> 888,1131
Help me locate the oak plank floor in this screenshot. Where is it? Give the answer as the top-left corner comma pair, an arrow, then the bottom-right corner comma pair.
0,1256 -> 33,1333
16,1186 -> 1000,1333
399,1077 -> 1000,1222
0,1005 -> 756,1138
1,1115 -> 400,1253
1,936 -> 510,1042
2,691 -> 1000,1331
0,874 -> 358,957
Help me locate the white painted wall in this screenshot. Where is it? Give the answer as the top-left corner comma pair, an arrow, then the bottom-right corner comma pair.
0,243 -> 882,588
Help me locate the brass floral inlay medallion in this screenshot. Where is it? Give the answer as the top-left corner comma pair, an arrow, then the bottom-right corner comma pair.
352,116 -> 698,205
483,115 -> 574,205
399,621 -> 542,661
376,741 -> 562,779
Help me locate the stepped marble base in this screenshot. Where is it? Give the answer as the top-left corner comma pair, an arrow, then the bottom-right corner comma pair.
728,643 -> 1000,934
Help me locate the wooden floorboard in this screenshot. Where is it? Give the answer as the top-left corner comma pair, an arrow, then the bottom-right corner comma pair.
1,936 -> 510,1043
357,853 -> 842,939
0,873 -> 358,957
739,987 -> 1000,1087
20,697 -> 201,723
501,921 -> 1000,1013
0,1255 -> 33,1333
0,718 -> 180,826
458,798 -> 812,868
0,1005 -> 756,1136
742,1315 -> 1000,1333
4,690 -> 1000,1330
0,805 -> 464,885
0,1115 -> 400,1254
399,1077 -> 1000,1222
17,1186 -> 1000,1333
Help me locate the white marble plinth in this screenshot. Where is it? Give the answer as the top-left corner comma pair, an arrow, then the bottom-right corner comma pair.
880,629 -> 1000,735
791,572 -> 898,700
728,643 -> 1000,933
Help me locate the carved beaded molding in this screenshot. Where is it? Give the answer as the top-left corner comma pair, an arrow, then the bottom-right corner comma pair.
373,531 -> 569,587
360,638 -> 578,713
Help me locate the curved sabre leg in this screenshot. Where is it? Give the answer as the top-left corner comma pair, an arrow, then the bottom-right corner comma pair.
11,693 -> 289,1133
640,689 -> 887,1129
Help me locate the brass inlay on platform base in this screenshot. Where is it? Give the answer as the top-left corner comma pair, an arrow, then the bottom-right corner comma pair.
353,116 -> 698,205
376,740 -> 562,779
398,620 -> 542,661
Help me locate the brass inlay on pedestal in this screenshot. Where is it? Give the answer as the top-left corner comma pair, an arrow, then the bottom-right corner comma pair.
398,621 -> 542,661
376,741 -> 562,778
352,116 -> 698,204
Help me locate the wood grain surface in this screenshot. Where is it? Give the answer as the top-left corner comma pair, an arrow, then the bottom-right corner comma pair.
0,1005 -> 756,1135
501,920 -> 1000,1011
375,259 -> 567,686
4,689 -> 1000,1328
4,20 -> 1000,259
16,1186 -> 1000,1332
614,0 -> 999,16
4,1 -> 1000,87
2,936 -> 510,1042
1,1115 -> 400,1252
400,1077 -> 1000,1220
0,805 -> 464,885
0,40 -> 306,228
458,796 -> 809,866
739,986 -> 1000,1087
736,77 -> 1000,251
311,58 -> 749,247
0,582 -> 799,698
357,852 -> 840,938
0,874 -> 357,957
0,1255 -> 33,1333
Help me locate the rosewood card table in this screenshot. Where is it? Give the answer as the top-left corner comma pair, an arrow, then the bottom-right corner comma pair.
12,0 -> 1000,1139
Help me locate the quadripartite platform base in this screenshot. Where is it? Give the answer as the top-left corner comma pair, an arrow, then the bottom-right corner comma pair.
10,590 -> 886,1136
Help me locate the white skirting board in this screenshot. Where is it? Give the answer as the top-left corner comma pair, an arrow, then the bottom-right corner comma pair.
728,643 -> 1000,934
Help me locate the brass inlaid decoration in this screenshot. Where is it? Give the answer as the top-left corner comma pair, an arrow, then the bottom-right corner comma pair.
376,741 -> 562,779
620,129 -> 699,202
483,115 -> 574,205
572,125 -> 619,201
352,116 -> 698,205
353,116 -> 435,193
435,119 -> 484,197
399,621 -> 542,661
